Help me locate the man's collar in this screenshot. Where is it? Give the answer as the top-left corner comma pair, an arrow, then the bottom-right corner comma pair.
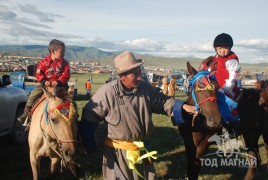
117,80 -> 138,95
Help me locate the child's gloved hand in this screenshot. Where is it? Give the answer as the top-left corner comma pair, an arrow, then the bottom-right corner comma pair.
51,81 -> 58,87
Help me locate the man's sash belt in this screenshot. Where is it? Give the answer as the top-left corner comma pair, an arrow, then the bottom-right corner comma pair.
104,138 -> 157,179
105,138 -> 139,150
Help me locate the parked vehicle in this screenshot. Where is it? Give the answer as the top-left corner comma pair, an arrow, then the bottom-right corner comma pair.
148,72 -> 164,86
9,65 -> 39,95
240,73 -> 265,88
0,74 -> 28,144
105,66 -> 150,84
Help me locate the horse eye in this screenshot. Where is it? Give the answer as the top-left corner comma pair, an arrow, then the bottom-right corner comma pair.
51,118 -> 57,123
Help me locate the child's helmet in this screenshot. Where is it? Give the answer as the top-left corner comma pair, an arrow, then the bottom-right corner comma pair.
213,33 -> 233,48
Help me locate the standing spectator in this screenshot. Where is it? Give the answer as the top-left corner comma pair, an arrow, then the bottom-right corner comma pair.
168,76 -> 177,97
182,74 -> 191,95
162,75 -> 168,95
17,39 -> 70,124
74,78 -> 78,99
85,79 -> 92,98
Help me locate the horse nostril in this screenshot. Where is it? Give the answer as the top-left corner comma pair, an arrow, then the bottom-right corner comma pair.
64,149 -> 72,161
65,150 -> 69,157
208,116 -> 213,122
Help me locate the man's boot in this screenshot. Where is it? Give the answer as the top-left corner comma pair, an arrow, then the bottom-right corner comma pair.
17,107 -> 31,124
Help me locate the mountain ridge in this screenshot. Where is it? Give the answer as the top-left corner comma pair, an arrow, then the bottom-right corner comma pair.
0,45 -> 267,70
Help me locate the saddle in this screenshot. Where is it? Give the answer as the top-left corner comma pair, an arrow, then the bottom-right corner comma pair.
23,95 -> 46,127
30,95 -> 46,116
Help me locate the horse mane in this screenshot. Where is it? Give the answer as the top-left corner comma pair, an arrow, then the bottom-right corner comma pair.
198,56 -> 214,71
51,85 -> 75,102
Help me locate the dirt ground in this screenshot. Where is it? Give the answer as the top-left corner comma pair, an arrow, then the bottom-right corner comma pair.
0,135 -> 81,180
0,136 -> 32,180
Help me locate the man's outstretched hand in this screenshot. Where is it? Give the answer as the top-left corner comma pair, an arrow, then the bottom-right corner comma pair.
183,104 -> 199,118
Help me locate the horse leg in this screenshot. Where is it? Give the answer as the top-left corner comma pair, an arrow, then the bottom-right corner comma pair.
195,134 -> 210,160
191,132 -> 210,179
178,123 -> 199,180
244,150 -> 259,180
243,128 -> 261,180
265,143 -> 268,174
50,157 -> 60,177
30,151 -> 40,180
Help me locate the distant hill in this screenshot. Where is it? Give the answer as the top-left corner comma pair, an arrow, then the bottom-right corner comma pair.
96,54 -> 202,71
0,45 -> 117,61
0,45 -> 202,70
0,45 -> 267,71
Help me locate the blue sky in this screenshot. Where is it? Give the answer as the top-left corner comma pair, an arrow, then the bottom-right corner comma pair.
0,0 -> 268,63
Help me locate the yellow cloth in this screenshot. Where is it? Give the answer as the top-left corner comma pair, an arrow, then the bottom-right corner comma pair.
104,138 -> 139,151
105,138 -> 157,179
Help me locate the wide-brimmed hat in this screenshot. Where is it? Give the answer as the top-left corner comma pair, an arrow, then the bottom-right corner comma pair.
114,51 -> 144,75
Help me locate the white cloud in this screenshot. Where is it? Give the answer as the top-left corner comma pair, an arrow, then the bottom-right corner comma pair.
237,39 -> 268,49
0,1 -> 268,64
18,4 -> 64,22
0,5 -> 17,19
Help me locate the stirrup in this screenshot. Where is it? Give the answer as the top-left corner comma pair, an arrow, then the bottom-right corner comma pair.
23,116 -> 29,127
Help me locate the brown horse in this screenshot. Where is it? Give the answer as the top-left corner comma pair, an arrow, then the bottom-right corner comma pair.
180,62 -> 268,179
28,86 -> 79,180
239,88 -> 268,179
178,62 -> 222,180
255,80 -> 268,90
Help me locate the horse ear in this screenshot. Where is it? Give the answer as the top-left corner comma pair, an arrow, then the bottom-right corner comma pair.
198,56 -> 214,71
187,61 -> 197,76
67,85 -> 75,100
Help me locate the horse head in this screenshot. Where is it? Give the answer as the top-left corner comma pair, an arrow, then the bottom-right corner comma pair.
186,61 -> 221,129
42,86 -> 79,164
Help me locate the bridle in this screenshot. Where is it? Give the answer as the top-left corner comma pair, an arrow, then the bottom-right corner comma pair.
41,99 -> 79,174
189,70 -> 218,112
44,101 -> 78,144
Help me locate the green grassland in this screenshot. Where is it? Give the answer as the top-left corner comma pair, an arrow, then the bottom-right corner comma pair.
0,70 -> 267,179
72,73 -> 267,180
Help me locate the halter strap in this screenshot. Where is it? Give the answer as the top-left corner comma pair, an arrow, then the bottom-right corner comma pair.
198,96 -> 216,106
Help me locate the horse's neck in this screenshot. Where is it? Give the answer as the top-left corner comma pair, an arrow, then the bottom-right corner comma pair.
186,94 -> 195,106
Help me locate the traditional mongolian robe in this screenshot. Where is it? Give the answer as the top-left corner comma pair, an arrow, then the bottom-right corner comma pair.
162,76 -> 168,95
168,77 -> 177,97
82,79 -> 187,180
